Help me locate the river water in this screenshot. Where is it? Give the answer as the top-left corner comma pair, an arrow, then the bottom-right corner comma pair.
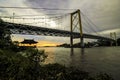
38,47 -> 120,80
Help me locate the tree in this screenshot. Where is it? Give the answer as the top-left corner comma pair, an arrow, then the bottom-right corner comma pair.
0,19 -> 13,49
117,38 -> 120,46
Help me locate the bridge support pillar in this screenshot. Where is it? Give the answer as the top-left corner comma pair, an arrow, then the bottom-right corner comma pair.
70,35 -> 73,48
110,33 -> 113,46
110,32 -> 117,46
114,32 -> 117,46
70,11 -> 73,48
78,10 -> 84,48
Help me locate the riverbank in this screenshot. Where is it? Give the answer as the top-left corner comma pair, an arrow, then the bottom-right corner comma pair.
0,48 -> 114,80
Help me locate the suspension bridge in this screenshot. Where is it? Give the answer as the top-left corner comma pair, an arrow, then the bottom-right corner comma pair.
0,9 -> 115,47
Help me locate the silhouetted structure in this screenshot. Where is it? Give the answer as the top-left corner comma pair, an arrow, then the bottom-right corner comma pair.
20,39 -> 38,47
117,38 -> 120,46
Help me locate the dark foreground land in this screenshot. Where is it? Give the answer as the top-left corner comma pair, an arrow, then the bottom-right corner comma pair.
0,48 -> 114,80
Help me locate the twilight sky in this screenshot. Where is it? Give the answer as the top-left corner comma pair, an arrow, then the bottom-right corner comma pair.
0,0 -> 120,45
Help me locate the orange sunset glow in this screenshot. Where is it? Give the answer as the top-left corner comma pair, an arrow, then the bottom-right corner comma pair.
37,41 -> 61,47
19,41 -> 61,47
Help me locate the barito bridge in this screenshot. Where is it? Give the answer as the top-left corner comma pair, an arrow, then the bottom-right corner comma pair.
0,10 -> 115,47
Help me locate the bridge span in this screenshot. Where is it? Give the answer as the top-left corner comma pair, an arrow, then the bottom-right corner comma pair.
1,21 -> 114,41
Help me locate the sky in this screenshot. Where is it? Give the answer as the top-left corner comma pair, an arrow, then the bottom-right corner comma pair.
0,0 -> 120,46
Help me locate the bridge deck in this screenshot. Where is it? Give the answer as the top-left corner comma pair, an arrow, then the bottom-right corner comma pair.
1,21 -> 114,41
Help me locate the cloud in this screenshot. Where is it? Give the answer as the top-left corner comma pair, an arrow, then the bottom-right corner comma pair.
0,9 -> 9,15
26,0 -> 69,8
25,0 -> 70,14
0,0 -> 42,16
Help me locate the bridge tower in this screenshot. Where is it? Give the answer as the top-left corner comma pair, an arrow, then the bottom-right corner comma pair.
110,33 -> 113,46
70,9 -> 84,48
110,32 -> 117,46
114,32 -> 117,46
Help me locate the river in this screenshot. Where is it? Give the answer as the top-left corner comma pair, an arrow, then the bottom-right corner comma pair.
38,47 -> 120,80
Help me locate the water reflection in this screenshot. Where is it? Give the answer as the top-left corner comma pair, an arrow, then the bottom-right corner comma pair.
39,47 -> 55,64
39,47 -> 120,80
80,48 -> 85,63
70,48 -> 85,56
70,48 -> 86,70
80,48 -> 86,71
70,48 -> 74,56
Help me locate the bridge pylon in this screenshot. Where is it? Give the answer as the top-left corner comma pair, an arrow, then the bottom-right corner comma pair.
70,9 -> 84,48
110,32 -> 117,46
114,32 -> 117,46
110,33 -> 113,46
